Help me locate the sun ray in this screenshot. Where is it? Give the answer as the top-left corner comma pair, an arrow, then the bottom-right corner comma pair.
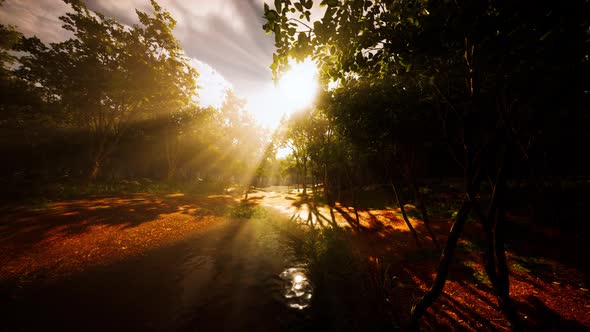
247,58 -> 318,130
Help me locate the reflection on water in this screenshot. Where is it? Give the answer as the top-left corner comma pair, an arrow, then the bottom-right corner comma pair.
280,266 -> 313,310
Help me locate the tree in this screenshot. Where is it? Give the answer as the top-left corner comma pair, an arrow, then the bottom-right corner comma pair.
17,0 -> 198,180
0,10 -> 58,179
134,1 -> 198,179
264,0 -> 589,329
281,109 -> 313,194
217,90 -> 265,187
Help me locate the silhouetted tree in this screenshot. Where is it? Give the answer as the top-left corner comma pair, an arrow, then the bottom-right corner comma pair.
264,0 -> 590,329
17,0 -> 197,180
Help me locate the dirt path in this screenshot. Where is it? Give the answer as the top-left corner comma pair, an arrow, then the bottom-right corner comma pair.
1,193 -> 311,331
2,189 -> 589,331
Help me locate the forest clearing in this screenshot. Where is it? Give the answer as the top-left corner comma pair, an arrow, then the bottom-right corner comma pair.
1,0 -> 589,330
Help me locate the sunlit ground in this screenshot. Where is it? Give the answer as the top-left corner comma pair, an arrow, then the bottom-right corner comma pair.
0,194 -> 236,280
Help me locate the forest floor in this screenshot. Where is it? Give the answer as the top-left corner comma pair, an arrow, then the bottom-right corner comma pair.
258,188 -> 590,331
0,187 -> 589,331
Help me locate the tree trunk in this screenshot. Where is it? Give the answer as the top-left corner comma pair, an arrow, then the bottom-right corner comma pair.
324,161 -> 331,204
491,148 -> 523,330
410,175 -> 440,250
88,133 -> 107,181
165,127 -> 179,181
391,182 -> 421,248
302,159 -> 307,195
352,188 -> 360,229
89,158 -> 101,181
166,164 -> 176,180
409,200 -> 473,329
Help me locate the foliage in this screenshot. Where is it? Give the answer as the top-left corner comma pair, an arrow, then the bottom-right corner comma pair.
0,1 -> 269,190
15,0 -> 198,179
228,203 -> 267,219
295,226 -> 399,330
264,0 -> 590,327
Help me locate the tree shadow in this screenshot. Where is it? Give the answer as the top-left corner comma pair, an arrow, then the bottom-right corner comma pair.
518,295 -> 590,331
333,206 -> 363,230
267,189 -> 590,331
0,199 -> 301,332
503,210 -> 590,287
0,193 -> 239,261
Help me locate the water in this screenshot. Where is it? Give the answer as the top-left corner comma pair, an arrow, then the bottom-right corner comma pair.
173,218 -> 313,331
280,266 -> 313,310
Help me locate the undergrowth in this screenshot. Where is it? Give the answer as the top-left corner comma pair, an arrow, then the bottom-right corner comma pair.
296,227 -> 400,330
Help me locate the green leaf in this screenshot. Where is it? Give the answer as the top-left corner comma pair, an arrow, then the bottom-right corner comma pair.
313,21 -> 322,32
295,2 -> 303,11
265,9 -> 278,20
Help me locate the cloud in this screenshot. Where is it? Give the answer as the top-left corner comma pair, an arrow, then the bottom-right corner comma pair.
85,0 -> 276,95
1,0 -> 276,97
0,0 -> 72,42
189,58 -> 232,109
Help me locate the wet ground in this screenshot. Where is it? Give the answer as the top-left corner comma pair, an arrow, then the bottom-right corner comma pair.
2,196 -> 314,332
2,187 -> 589,331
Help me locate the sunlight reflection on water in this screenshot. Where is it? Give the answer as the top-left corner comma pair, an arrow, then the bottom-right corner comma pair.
279,266 -> 313,310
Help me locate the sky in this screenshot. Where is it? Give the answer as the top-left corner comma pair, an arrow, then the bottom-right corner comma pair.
0,0 -> 313,128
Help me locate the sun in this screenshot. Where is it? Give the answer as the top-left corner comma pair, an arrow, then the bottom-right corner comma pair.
277,58 -> 319,113
246,58 -> 319,129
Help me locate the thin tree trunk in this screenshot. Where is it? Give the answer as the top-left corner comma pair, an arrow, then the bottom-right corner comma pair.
88,136 -> 109,181
491,148 -> 523,330
352,188 -> 360,229
409,200 -> 472,329
329,206 -> 336,225
165,126 -> 179,181
404,144 -> 440,250
324,161 -> 331,204
473,196 -> 500,289
493,201 -> 522,330
302,159 -> 307,195
391,182 -> 421,248
89,158 -> 102,180
410,176 -> 440,250
88,134 -> 107,181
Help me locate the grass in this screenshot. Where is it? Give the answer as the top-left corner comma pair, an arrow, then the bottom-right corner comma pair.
511,256 -> 555,278
26,198 -> 52,212
228,203 -> 267,219
460,260 -> 492,285
293,226 -> 400,330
